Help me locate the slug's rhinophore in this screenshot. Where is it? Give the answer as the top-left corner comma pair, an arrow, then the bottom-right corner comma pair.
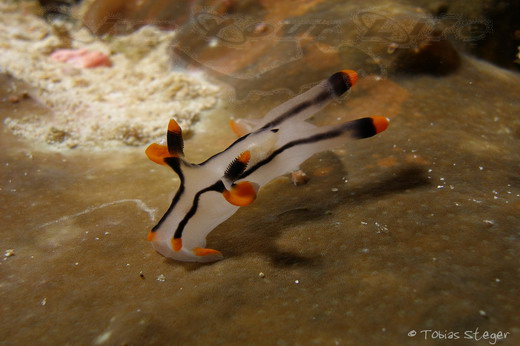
146,70 -> 389,262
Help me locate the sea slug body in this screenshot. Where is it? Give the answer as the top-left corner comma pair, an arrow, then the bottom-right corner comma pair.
145,70 -> 389,262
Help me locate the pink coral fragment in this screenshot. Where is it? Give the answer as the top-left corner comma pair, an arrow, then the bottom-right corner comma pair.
50,49 -> 112,68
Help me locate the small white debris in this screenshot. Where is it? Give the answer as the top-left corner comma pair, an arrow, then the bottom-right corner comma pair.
495,278 -> 501,283
94,331 -> 112,345
290,170 -> 309,186
479,166 -> 484,171
258,272 -> 265,278
208,37 -> 219,47
4,249 -> 15,257
331,188 -> 339,192
375,222 -> 389,233
294,280 -> 300,284
360,221 -> 368,225
479,310 -> 487,317
156,274 -> 166,282
436,185 -> 445,189
41,298 -> 47,306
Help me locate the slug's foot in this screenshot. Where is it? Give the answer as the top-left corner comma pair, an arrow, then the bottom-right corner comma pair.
193,247 -> 224,262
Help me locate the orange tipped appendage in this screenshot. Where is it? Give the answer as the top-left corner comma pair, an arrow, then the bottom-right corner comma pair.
341,69 -> 358,86
370,116 -> 390,134
147,231 -> 156,241
146,143 -> 171,165
223,181 -> 258,206
238,150 -> 251,164
193,248 -> 223,257
172,238 -> 182,252
168,119 -> 182,134
229,120 -> 248,137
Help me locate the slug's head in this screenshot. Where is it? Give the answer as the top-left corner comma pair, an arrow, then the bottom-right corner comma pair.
144,119 -> 258,263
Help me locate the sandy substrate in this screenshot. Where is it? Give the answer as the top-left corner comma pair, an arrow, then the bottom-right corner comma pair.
0,3 -> 219,149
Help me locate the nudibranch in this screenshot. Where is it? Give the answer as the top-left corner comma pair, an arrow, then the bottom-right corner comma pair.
145,70 -> 389,262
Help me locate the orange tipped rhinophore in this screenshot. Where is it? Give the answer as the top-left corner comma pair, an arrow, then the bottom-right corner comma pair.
370,116 -> 390,134
238,150 -> 251,164
341,69 -> 358,86
168,119 -> 182,134
229,120 -> 249,137
223,181 -> 258,206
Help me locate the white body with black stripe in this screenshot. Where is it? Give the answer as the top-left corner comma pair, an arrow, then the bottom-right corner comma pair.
146,70 -> 389,262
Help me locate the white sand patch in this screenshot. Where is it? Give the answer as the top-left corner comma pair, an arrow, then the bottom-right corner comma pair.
0,3 -> 219,149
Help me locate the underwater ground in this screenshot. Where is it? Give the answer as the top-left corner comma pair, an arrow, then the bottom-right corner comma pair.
1,0 -> 519,345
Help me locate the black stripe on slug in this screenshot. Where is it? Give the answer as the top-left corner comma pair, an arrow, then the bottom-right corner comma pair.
200,71 -> 356,167
173,181 -> 225,239
151,157 -> 185,232
199,133 -> 251,165
239,117 -> 379,180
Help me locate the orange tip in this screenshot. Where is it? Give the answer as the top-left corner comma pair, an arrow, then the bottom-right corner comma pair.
341,69 -> 358,86
147,231 -> 155,241
193,248 -> 222,257
172,238 -> 182,252
168,119 -> 182,134
371,116 -> 389,134
223,181 -> 258,206
238,150 -> 251,164
229,120 -> 248,137
146,143 -> 171,165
